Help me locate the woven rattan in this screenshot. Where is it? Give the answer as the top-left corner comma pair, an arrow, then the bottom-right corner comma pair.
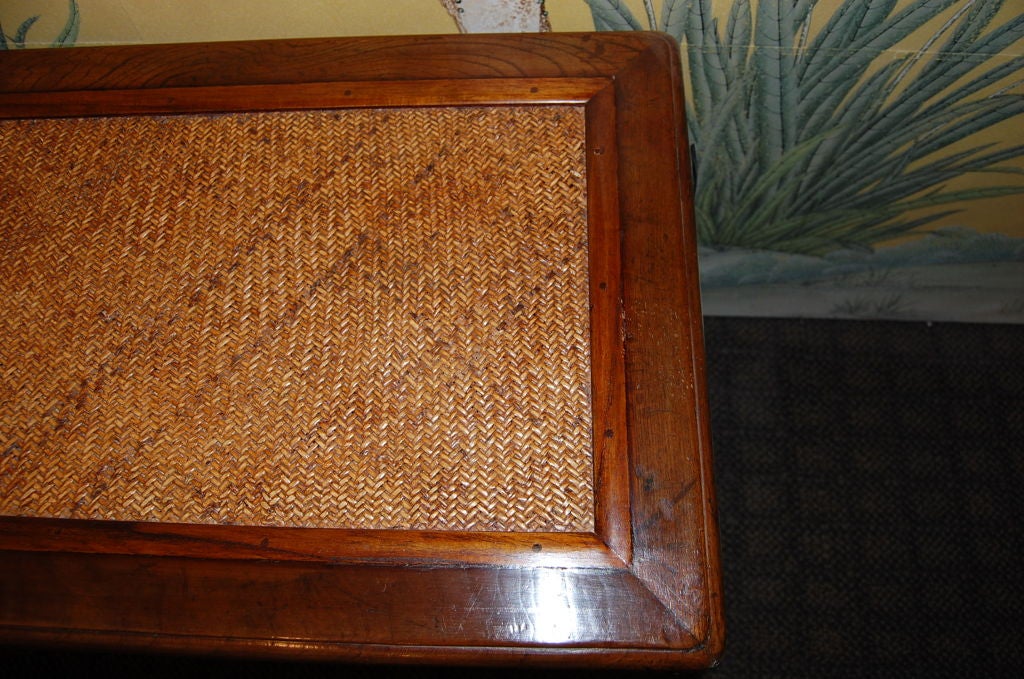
0,106 -> 593,531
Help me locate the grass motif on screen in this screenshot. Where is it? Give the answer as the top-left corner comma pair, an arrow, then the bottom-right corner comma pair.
585,0 -> 1024,255
0,0 -> 79,50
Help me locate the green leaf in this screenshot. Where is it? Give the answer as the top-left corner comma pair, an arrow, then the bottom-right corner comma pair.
937,0 -> 1004,59
925,55 -> 1024,114
888,2 -> 974,89
798,0 -> 957,134
865,11 -> 1024,143
866,217 -> 958,246
754,1 -> 804,166
890,186 -> 1024,212
695,70 -> 754,183
13,14 -> 39,48
724,0 -> 752,72
584,0 -> 642,31
851,150 -> 988,208
914,96 -> 1024,160
680,0 -> 1024,253
972,166 -> 1024,177
794,59 -> 906,206
722,130 -> 839,239
804,93 -> 1021,213
770,208 -> 961,254
642,0 -> 657,30
752,0 -> 783,159
683,0 -> 725,124
798,0 -> 897,85
793,0 -> 815,29
912,14 -> 1024,108
660,0 -> 687,43
54,0 -> 80,48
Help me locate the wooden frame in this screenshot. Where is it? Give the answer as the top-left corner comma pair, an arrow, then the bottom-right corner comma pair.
0,33 -> 722,669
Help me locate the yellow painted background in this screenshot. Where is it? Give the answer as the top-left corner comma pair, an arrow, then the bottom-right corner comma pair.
3,0 -> 1022,242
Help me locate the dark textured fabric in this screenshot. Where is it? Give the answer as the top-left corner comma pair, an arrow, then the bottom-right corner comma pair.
705,318 -> 1024,678
3,318 -> 1023,677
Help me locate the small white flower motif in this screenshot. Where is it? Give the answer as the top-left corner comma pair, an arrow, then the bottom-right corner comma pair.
439,0 -> 551,33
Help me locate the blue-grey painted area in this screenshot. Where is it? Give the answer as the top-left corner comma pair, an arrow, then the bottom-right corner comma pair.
699,227 -> 1024,323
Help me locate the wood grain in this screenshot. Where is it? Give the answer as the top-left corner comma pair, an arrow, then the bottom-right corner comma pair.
0,32 -> 722,669
0,34 -> 654,92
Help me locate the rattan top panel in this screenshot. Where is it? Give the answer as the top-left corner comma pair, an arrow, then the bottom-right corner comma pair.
0,105 -> 593,532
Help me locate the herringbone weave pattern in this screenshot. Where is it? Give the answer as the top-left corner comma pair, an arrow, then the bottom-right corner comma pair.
0,106 -> 593,531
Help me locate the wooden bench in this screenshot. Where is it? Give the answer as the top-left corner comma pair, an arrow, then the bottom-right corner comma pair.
0,32 -> 722,669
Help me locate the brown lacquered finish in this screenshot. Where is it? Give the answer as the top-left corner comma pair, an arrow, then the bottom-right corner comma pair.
0,33 -> 723,668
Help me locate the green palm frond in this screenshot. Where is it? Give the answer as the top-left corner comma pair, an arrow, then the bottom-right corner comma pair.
1,14 -> 39,50
13,15 -> 40,48
1,1 -> 79,50
724,1 -> 752,73
583,0 -> 642,31
661,0 -> 688,42
588,0 -> 1024,254
681,0 -> 728,125
54,0 -> 81,48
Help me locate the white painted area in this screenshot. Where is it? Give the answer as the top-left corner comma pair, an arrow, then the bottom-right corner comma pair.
439,0 -> 549,33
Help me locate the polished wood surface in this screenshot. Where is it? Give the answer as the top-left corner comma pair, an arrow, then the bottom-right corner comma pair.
0,33 -> 722,668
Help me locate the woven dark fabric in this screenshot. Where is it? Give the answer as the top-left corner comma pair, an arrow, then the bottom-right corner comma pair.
4,317 -> 1023,676
705,317 -> 1024,678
